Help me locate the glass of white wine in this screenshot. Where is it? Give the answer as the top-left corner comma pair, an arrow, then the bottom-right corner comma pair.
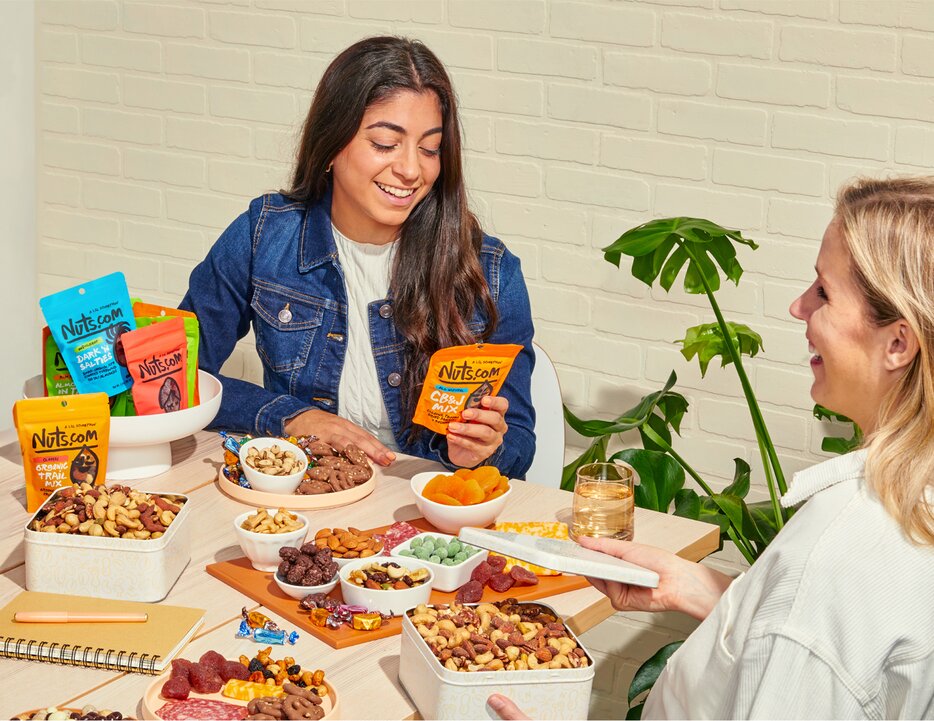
570,461 -> 635,541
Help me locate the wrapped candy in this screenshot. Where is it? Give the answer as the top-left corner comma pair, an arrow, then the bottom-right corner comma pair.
236,619 -> 298,645
352,613 -> 382,631
242,607 -> 271,629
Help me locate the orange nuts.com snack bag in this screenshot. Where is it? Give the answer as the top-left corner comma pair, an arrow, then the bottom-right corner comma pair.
121,317 -> 189,415
13,393 -> 111,512
412,343 -> 522,434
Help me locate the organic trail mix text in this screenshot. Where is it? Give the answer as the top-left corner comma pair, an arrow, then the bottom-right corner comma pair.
13,393 -> 111,512
121,317 -> 189,415
39,272 -> 136,397
412,343 -> 522,434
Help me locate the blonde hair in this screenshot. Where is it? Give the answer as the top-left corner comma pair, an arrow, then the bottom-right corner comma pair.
836,177 -> 934,545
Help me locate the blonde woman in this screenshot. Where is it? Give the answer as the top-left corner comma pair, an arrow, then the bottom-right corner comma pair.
491,177 -> 934,719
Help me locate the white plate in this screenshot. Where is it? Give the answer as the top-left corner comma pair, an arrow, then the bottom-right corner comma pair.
141,671 -> 339,720
216,464 -> 378,511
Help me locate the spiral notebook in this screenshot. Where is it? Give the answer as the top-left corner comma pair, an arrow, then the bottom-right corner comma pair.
0,591 -> 204,674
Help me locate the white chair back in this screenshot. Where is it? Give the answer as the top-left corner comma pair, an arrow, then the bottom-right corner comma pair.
525,343 -> 565,488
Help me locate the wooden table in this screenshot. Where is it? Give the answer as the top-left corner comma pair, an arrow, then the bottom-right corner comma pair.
0,431 -> 718,719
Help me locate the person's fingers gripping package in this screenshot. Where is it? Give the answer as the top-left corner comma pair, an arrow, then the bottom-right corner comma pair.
412,343 -> 521,434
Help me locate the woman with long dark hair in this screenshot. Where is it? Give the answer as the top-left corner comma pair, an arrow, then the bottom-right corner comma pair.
181,37 -> 535,478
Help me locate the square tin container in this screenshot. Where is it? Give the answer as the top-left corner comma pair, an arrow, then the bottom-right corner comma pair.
23,488 -> 192,602
399,601 -> 595,720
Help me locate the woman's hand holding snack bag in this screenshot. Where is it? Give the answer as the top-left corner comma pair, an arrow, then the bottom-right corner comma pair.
284,409 -> 396,467
447,395 -> 509,469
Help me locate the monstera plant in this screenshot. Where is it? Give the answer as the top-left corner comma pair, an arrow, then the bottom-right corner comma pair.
563,218 -> 789,564
561,218 -> 860,717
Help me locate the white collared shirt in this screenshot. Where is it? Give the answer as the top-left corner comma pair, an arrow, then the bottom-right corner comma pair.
645,450 -> 934,719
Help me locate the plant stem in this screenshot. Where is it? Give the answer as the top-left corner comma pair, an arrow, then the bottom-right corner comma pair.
644,425 -> 758,562
642,425 -> 714,496
726,526 -> 756,565
686,244 -> 787,530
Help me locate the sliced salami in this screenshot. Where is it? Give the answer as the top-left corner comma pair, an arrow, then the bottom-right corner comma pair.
157,698 -> 247,720
379,521 -> 421,553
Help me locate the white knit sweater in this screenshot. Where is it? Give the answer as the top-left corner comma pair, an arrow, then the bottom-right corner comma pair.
646,449 -> 934,719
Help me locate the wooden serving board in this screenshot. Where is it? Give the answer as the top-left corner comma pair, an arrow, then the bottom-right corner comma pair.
205,518 -> 589,650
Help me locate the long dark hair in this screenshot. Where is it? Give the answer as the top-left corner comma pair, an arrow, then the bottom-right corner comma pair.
285,37 -> 498,437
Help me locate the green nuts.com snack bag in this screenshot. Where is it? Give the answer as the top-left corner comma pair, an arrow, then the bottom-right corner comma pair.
132,302 -> 200,407
42,327 -> 78,397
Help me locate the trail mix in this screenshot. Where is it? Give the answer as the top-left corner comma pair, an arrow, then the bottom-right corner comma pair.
29,483 -> 184,540
15,707 -> 131,720
408,599 -> 590,673
346,561 -> 430,590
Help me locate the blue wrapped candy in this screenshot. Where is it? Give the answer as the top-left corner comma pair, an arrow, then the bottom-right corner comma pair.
235,619 -> 298,645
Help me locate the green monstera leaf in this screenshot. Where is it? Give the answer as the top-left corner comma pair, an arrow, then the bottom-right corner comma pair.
603,217 -> 758,295
562,373 -> 688,491
678,322 -> 764,376
610,448 -> 685,514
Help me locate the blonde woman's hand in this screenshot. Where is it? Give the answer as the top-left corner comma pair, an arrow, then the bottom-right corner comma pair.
284,409 -> 396,467
446,396 -> 508,469
578,536 -> 733,621
487,694 -> 530,720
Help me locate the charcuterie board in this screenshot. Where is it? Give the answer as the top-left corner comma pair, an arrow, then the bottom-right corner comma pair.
140,672 -> 338,720
205,518 -> 589,650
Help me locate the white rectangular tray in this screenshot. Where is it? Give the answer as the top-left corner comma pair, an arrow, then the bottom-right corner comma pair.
458,527 -> 659,588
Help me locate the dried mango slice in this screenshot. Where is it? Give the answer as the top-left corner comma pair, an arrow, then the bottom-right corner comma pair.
458,478 -> 486,505
431,492 -> 463,506
422,474 -> 452,498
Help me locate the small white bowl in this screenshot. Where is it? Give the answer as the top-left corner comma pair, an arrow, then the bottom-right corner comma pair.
238,437 -> 309,494
233,509 -> 308,572
273,570 -> 339,600
339,557 -> 434,616
390,532 -> 489,593
410,471 -> 512,534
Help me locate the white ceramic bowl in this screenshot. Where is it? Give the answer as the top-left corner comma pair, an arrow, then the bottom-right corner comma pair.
410,471 -> 513,534
233,508 -> 309,572
390,532 -> 489,593
238,437 -> 309,494
273,569 -> 339,600
339,557 -> 434,616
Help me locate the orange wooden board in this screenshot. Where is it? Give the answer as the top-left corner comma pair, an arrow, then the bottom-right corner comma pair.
205,518 -> 589,650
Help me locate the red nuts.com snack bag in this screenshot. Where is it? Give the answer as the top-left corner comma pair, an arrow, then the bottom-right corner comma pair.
412,343 -> 522,434
121,317 -> 189,415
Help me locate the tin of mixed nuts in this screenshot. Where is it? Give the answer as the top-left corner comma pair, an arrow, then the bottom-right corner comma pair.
408,599 -> 590,673
28,483 -> 185,540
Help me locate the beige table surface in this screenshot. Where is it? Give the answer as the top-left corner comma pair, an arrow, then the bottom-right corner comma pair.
0,430 -> 718,720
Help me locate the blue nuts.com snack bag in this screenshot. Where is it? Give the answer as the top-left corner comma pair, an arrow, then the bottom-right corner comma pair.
39,272 -> 136,396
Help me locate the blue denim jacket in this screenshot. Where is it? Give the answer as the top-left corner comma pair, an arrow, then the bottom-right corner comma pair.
180,191 -> 537,479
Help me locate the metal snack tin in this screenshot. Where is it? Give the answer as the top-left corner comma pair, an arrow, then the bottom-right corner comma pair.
399,601 -> 595,720
23,488 -> 191,602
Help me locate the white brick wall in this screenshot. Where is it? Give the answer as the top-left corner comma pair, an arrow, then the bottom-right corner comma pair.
32,1 -> 934,715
